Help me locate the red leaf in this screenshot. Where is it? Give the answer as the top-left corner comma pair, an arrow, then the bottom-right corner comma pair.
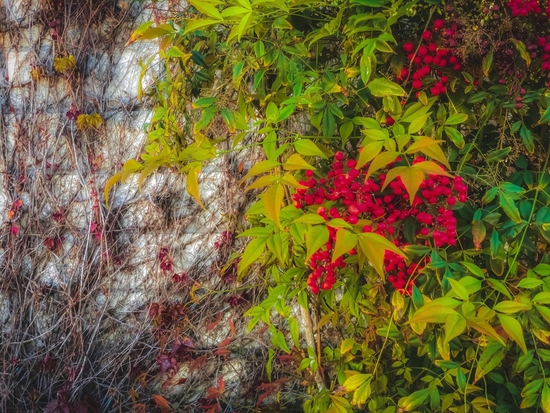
189,355 -> 207,373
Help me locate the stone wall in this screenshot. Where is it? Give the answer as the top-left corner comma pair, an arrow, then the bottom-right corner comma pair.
0,0 -> 274,410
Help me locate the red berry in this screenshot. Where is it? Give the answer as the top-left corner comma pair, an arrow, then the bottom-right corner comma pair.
433,19 -> 444,30
403,42 -> 414,53
422,30 -> 432,40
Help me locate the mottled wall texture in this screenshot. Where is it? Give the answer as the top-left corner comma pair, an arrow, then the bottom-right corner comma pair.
0,0 -> 280,411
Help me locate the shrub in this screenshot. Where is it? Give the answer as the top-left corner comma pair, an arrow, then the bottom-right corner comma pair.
113,0 -> 550,411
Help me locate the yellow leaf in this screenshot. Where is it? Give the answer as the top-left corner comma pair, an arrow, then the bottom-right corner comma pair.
399,167 -> 425,204
413,161 -> 452,177
53,55 -> 76,74
263,183 -> 285,229
186,166 -> 205,209
283,154 -> 315,171
104,171 -> 123,208
406,137 -> 445,154
357,232 -> 404,276
280,173 -> 308,189
467,318 -> 505,345
417,142 -> 451,170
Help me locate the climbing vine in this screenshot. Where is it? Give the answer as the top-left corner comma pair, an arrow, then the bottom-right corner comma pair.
113,0 -> 550,411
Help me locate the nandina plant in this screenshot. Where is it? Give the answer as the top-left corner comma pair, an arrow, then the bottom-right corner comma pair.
112,0 -> 550,411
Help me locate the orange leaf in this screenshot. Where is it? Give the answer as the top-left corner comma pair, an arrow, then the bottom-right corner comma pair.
152,395 -> 171,413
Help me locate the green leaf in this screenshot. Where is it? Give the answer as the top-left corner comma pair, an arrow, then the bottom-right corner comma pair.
367,78 -> 405,97
534,263 -> 550,276
193,97 -> 217,108
486,147 -> 511,163
277,104 -> 297,122
499,193 -> 522,224
461,261 -> 485,278
238,237 -> 267,275
294,140 -> 328,159
521,379 -> 543,397
305,225 -> 329,262
539,106 -> 550,124
332,229 -> 358,262
474,340 -> 505,382
288,316 -> 300,348
517,278 -> 543,289
482,49 -> 493,76
401,388 -> 431,411
498,314 -> 527,354
520,124 -> 535,153
444,126 -> 465,148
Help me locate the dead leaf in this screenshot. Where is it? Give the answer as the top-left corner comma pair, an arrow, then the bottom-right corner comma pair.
152,394 -> 171,413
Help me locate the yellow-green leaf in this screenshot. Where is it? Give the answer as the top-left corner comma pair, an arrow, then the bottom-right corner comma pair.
239,160 -> 281,183
366,151 -> 399,179
498,314 -> 527,354
306,225 -> 329,261
245,175 -> 279,191
367,78 -> 405,97
294,140 -> 328,159
332,229 -> 358,262
238,237 -> 267,275
343,373 -> 372,392
188,0 -> 223,20
356,141 -> 384,169
493,301 -> 531,314
444,313 -> 467,344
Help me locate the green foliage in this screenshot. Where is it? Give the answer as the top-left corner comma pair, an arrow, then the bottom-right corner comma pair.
113,0 -> 550,411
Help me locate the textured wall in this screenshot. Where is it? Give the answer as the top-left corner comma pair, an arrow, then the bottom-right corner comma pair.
0,0 -> 274,411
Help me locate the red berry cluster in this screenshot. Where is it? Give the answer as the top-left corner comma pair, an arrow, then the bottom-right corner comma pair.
526,35 -> 550,70
214,230 -> 233,249
158,247 -> 174,273
292,152 -> 467,295
506,0 -> 550,16
398,23 -> 462,96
